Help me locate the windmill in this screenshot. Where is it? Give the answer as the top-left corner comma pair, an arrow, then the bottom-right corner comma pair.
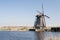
34,4 -> 50,29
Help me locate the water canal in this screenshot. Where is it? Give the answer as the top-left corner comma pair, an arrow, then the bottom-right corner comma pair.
0,31 -> 60,40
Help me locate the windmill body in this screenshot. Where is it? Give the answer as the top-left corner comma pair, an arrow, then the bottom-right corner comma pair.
34,12 -> 46,29
34,5 -> 49,29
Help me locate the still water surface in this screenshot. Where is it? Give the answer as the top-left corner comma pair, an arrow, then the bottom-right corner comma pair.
0,31 -> 38,40
0,31 -> 60,40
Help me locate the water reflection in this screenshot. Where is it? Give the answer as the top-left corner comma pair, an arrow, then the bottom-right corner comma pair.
44,32 -> 60,40
36,32 -> 60,40
36,32 -> 45,40
0,31 -> 60,40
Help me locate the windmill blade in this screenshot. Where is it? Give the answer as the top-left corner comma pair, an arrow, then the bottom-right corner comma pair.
37,11 -> 42,14
42,3 -> 44,14
44,15 -> 50,18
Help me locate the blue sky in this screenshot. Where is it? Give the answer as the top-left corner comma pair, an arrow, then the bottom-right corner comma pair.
0,0 -> 60,26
